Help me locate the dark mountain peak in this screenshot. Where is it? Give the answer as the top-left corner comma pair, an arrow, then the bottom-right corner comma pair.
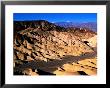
14,20 -> 66,32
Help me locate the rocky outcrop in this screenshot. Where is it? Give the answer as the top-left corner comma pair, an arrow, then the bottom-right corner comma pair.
82,35 -> 97,47
14,20 -> 66,32
13,20 -> 97,76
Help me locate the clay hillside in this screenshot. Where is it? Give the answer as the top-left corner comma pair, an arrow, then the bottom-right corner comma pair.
14,20 -> 97,76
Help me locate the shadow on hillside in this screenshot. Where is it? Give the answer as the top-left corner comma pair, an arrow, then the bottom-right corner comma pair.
14,51 -> 97,75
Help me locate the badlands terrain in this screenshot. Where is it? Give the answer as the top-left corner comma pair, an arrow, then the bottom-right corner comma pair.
14,20 -> 97,76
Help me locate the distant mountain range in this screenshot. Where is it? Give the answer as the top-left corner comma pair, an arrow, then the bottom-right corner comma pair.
55,22 -> 97,32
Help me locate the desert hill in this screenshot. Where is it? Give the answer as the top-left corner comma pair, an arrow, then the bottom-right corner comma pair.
14,20 -> 66,32
14,20 -> 97,76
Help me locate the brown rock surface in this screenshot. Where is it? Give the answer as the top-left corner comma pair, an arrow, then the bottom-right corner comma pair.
13,20 -> 97,76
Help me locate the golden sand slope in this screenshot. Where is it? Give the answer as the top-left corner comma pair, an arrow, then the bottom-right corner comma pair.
53,58 -> 97,76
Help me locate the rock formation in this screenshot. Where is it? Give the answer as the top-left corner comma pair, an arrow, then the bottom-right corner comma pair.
14,20 -> 97,76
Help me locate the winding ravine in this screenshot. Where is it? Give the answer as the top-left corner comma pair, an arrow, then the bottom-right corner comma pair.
14,47 -> 97,74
